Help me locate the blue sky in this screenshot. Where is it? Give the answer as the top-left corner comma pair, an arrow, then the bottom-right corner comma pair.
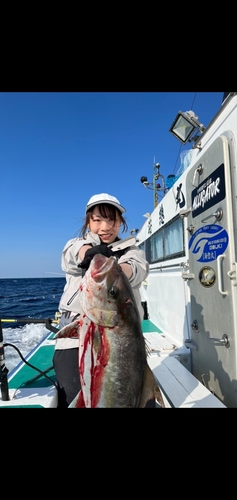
0,91 -> 224,278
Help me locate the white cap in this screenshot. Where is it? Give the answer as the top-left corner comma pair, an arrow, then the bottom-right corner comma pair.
86,193 -> 126,214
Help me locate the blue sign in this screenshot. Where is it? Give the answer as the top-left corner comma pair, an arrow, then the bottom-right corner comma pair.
188,224 -> 229,262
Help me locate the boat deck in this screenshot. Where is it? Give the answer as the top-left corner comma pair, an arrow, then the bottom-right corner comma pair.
0,320 -> 226,407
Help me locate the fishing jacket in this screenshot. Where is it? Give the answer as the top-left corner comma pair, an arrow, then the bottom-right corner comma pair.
55,232 -> 149,350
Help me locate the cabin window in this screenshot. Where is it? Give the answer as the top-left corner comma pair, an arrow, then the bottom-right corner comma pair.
164,217 -> 183,256
150,215 -> 184,263
151,231 -> 163,261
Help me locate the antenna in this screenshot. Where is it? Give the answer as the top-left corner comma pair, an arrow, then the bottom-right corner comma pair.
140,159 -> 168,208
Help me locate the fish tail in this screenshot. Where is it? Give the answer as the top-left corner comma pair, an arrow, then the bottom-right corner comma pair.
139,365 -> 165,408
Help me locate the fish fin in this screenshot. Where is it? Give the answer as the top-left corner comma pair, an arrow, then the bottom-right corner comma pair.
53,319 -> 80,340
139,365 -> 165,408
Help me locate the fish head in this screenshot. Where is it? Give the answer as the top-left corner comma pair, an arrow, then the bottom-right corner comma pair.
79,254 -> 140,329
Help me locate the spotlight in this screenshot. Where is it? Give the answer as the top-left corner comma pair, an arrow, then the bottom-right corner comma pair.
169,110 -> 204,145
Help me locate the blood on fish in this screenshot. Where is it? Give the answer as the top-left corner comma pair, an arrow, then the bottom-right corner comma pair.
91,326 -> 110,407
79,321 -> 110,407
75,391 -> 86,408
80,322 -> 94,380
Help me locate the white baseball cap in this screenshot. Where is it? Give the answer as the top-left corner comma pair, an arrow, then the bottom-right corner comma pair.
86,193 -> 126,214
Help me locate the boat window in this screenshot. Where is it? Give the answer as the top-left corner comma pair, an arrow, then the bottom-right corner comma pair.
164,217 -> 184,257
150,215 -> 185,263
151,231 -> 163,261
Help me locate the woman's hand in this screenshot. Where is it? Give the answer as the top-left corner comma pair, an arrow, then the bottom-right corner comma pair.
78,244 -> 113,271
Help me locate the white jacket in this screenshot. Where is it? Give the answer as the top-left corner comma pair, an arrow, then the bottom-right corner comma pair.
56,232 -> 149,349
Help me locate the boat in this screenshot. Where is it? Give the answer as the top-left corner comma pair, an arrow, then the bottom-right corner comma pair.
137,91 -> 236,408
0,92 -> 236,407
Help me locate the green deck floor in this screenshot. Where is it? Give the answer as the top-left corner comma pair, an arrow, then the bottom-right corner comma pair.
8,344 -> 56,389
142,319 -> 162,333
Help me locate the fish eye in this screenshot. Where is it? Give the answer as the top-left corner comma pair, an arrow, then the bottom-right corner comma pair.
108,286 -> 118,298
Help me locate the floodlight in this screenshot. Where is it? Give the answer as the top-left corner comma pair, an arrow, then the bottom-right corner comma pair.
169,110 -> 204,144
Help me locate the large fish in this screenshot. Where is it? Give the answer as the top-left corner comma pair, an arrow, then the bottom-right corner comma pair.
54,254 -> 165,408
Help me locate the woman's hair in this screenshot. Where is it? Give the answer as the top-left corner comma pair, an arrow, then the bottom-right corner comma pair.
79,203 -> 128,238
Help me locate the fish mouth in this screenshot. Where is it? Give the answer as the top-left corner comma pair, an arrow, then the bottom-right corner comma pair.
90,253 -> 115,280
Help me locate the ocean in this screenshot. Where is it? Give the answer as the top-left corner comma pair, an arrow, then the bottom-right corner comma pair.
0,277 -> 65,373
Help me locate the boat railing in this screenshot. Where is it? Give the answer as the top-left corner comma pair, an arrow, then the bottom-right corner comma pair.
150,262 -> 188,271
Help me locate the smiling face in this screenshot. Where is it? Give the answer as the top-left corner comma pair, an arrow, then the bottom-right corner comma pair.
88,204 -> 122,244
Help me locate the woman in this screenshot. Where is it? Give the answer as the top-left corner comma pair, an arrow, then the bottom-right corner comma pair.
53,193 -> 149,407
